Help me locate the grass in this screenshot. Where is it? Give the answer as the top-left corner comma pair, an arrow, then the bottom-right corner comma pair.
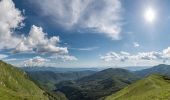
104,74 -> 170,100
0,61 -> 49,100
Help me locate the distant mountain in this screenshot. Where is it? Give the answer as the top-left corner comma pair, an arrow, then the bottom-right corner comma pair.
26,70 -> 96,90
55,68 -> 139,100
135,64 -> 170,77
0,60 -> 59,100
104,74 -> 170,100
121,66 -> 149,71
77,68 -> 139,83
22,67 -> 102,72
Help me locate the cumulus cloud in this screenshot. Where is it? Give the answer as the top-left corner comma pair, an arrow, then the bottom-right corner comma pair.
136,52 -> 162,60
14,25 -> 68,54
0,0 -> 24,49
0,0 -> 77,64
24,56 -> 49,67
100,52 -> 129,62
30,0 -> 122,40
133,42 -> 140,47
101,47 -> 170,63
163,47 -> 170,58
0,0 -> 68,54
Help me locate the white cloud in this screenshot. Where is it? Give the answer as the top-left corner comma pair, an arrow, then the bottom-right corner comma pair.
101,47 -> 170,63
50,55 -> 78,61
133,42 -> 140,47
136,52 -> 162,60
14,25 -> 68,54
24,56 -> 49,67
30,0 -> 122,40
100,52 -> 127,62
0,0 -> 77,64
0,0 -> 69,55
120,51 -> 130,56
0,54 -> 8,59
163,47 -> 170,58
0,0 -> 24,49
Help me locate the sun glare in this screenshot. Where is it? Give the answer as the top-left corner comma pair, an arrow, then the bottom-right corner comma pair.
144,7 -> 156,23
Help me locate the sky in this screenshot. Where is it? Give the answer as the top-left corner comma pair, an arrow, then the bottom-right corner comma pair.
1,0 -> 170,68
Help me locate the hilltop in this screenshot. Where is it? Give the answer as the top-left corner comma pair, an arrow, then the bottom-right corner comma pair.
104,74 -> 170,100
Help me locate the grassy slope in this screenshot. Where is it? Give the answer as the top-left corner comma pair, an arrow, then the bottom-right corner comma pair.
104,74 -> 170,100
0,61 -> 50,100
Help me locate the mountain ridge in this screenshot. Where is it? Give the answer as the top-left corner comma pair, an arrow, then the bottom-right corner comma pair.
0,60 -> 68,100
104,74 -> 170,100
135,64 -> 170,77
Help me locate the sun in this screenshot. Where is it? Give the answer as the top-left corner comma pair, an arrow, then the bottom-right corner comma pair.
144,7 -> 156,23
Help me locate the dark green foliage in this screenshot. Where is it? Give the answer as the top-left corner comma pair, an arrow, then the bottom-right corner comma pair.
55,68 -> 139,100
26,70 -> 96,90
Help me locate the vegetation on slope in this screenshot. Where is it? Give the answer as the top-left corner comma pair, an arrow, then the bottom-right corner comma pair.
26,70 -> 96,90
0,60 -> 64,100
55,68 -> 139,100
104,74 -> 170,100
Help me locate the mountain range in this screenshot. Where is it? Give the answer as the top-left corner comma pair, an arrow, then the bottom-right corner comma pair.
135,64 -> 170,77
55,68 -> 139,100
1,60 -> 170,100
22,67 -> 102,72
26,70 -> 96,90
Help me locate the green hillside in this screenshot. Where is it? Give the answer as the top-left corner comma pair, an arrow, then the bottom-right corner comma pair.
56,68 -> 139,100
104,74 -> 170,100
0,60 -> 52,100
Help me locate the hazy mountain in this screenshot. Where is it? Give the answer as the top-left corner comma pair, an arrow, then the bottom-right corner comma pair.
135,64 -> 170,77
121,66 -> 149,71
22,67 -> 102,72
104,74 -> 170,100
26,70 -> 96,90
55,68 -> 139,100
77,68 -> 139,83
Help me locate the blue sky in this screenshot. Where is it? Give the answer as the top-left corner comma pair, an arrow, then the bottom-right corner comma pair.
1,0 -> 170,67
